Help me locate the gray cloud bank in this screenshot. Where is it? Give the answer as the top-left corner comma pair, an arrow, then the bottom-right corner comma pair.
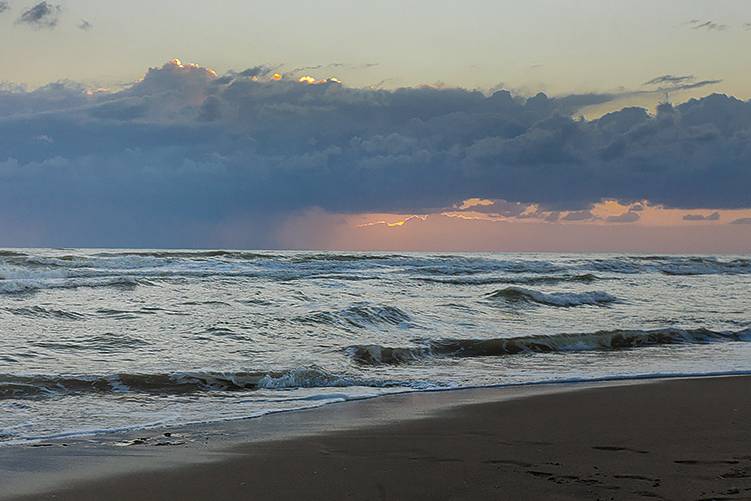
0,60 -> 750,246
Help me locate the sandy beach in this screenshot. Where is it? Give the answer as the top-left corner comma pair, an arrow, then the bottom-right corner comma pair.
2,375 -> 749,500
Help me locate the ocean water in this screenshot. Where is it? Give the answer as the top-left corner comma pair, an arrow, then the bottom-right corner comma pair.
1,249 -> 750,444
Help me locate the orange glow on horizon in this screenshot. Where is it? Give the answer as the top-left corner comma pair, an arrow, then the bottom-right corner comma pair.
356,215 -> 429,228
350,199 -> 751,232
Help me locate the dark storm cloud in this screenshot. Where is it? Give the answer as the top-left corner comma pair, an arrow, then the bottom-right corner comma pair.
0,2 -> 9,14
0,60 -> 750,246
16,1 -> 61,29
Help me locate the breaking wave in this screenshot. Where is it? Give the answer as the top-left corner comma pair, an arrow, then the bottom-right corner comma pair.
486,287 -> 618,307
346,327 -> 751,365
0,367 -> 405,401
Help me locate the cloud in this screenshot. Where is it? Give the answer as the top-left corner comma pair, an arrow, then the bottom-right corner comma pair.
16,1 -> 62,29
683,212 -> 720,221
730,218 -> 751,225
687,20 -> 728,31
357,214 -> 427,228
460,199 -> 531,216
237,66 -> 272,78
0,60 -> 750,246
456,198 -> 495,210
562,211 -> 599,222
287,62 -> 379,76
0,2 -> 9,14
606,211 -> 640,223
642,74 -> 722,94
644,75 -> 695,86
78,19 -> 92,31
669,79 -> 723,92
0,80 -> 89,116
210,65 -> 282,86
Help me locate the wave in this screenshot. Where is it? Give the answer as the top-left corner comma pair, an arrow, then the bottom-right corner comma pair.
31,333 -> 151,353
413,260 -> 564,276
588,256 -> 751,276
297,303 -> 411,328
4,306 -> 87,321
657,257 -> 751,275
0,367 -> 405,401
416,273 -> 599,286
93,250 -> 277,260
89,251 -> 403,264
398,255 -> 750,277
0,276 -> 150,294
485,287 -> 617,307
0,250 -> 27,257
2,250 -> 750,284
289,273 -> 380,282
289,253 -> 406,263
346,327 -> 751,365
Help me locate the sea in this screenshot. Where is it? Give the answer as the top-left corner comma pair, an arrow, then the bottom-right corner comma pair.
1,249 -> 750,445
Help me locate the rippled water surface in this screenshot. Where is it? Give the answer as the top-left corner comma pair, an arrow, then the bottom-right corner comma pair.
1,249 -> 750,443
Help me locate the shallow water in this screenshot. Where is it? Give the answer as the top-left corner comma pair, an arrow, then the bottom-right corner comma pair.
1,249 -> 750,443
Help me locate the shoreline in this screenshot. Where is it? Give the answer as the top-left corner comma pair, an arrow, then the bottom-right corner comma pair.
6,369 -> 750,448
3,374 -> 751,500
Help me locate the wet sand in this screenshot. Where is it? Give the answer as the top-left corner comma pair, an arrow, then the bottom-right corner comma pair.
6,376 -> 751,500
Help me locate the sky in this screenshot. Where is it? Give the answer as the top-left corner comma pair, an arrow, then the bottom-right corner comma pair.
1,0 -> 750,252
